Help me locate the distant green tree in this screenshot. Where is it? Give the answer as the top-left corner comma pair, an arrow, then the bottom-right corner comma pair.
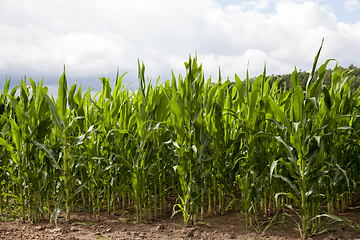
228,63 -> 360,94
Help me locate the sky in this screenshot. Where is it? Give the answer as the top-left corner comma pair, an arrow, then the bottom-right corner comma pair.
0,0 -> 360,96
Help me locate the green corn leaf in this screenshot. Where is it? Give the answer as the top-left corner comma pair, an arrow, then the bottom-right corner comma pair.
234,74 -> 245,104
269,98 -> 292,132
68,82 -> 77,111
9,118 -> 21,153
32,140 -> 62,171
51,193 -> 64,226
270,160 -> 278,180
309,214 -> 349,223
44,94 -> 64,131
273,174 -> 301,197
73,177 -> 90,196
0,137 -> 17,163
293,86 -> 304,122
58,66 -> 68,119
170,96 -> 181,119
334,164 -> 350,188
306,38 -> 324,92
322,86 -> 332,112
248,74 -> 262,119
3,77 -> 10,96
291,67 -> 299,87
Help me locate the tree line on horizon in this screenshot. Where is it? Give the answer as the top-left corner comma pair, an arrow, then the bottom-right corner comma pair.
265,63 -> 360,93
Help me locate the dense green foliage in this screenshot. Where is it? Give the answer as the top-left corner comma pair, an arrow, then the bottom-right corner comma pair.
268,63 -> 360,93
1,44 -> 360,238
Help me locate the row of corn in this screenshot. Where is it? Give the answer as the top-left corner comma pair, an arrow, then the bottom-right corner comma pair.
0,42 -> 359,237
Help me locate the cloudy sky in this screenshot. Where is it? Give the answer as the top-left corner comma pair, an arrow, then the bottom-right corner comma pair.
0,0 -> 359,96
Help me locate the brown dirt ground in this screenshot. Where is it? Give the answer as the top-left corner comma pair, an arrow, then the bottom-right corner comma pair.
0,205 -> 360,240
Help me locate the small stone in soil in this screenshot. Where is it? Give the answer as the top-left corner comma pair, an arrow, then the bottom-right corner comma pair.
186,228 -> 196,237
155,224 -> 165,231
48,227 -> 62,233
34,226 -> 44,231
69,227 -> 79,232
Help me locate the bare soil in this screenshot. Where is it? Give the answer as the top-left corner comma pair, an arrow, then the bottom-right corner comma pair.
1,205 -> 360,240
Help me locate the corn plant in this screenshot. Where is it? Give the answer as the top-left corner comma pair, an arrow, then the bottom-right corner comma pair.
267,40 -> 356,237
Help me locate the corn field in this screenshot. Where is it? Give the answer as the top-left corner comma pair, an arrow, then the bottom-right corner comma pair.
0,42 -> 360,238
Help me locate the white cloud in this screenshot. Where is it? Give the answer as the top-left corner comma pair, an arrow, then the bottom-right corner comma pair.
0,0 -> 359,91
224,5 -> 243,12
240,0 -> 272,10
344,0 -> 360,12
199,49 -> 286,80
